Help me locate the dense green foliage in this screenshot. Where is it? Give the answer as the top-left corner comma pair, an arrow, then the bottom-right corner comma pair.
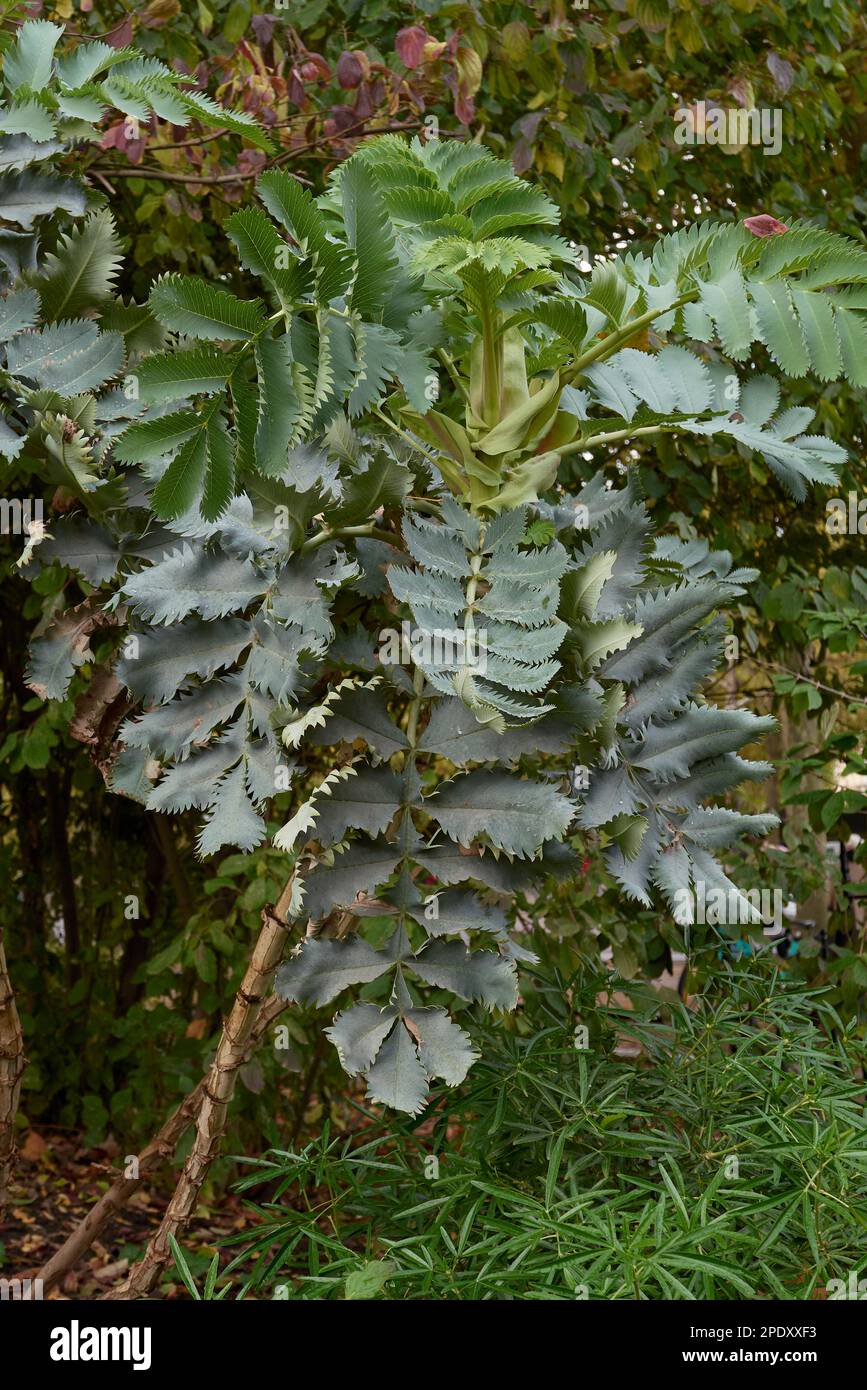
212,963 -> 867,1300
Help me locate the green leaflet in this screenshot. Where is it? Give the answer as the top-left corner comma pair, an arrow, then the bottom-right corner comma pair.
149,275 -> 267,341
406,1008 -> 479,1086
138,346 -> 238,402
411,940 -> 518,1010
276,937 -> 393,1007
4,20 -> 63,92
750,281 -> 810,377
577,766 -> 640,829
682,807 -> 778,849
33,208 -> 123,322
573,617 -> 644,671
331,453 -> 411,526
176,90 -> 273,153
601,582 -> 727,683
0,169 -> 84,227
112,410 -> 201,464
428,770 -> 575,858
225,207 -> 306,305
699,268 -> 752,359
0,287 -> 40,340
326,1003 -> 398,1075
341,158 -> 400,321
117,618 -> 251,704
364,1023 -> 428,1115
419,697 -> 574,765
6,319 -> 123,394
835,306 -> 867,388
25,604 -> 101,700
294,841 -> 404,922
790,288 -> 843,381
151,423 -> 209,521
0,100 -> 57,144
32,514 -> 119,585
408,887 -> 509,939
197,759 -> 266,854
255,334 -> 311,475
278,765 -> 403,850
629,704 -> 777,782
122,544 -> 266,624
303,687 -> 409,759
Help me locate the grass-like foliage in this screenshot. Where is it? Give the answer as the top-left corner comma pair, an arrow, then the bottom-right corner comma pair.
216,962 -> 867,1300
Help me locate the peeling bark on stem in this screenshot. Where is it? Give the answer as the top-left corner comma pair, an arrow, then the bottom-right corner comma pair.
33,992 -> 287,1296
107,880 -> 296,1300
0,920 -> 26,1219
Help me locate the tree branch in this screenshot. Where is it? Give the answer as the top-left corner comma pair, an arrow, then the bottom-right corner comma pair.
32,991 -> 288,1296
105,878 -> 297,1299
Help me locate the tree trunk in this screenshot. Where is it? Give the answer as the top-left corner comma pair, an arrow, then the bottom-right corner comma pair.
117,828 -> 164,1015
0,919 -> 26,1219
48,763 -> 81,985
107,881 -> 296,1299
151,814 -> 194,922
34,993 -> 287,1295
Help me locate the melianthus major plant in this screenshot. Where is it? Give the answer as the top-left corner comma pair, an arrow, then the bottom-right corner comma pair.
0,17 -> 268,477
12,133 -> 867,1113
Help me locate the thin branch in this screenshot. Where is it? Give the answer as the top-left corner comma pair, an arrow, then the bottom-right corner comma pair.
83,164 -> 275,187
106,880 -> 298,1299
748,655 -> 867,708
300,521 -> 393,554
87,119 -> 429,190
372,405 -> 439,469
146,128 -> 234,153
436,347 -> 470,405
568,294 -> 696,379
558,423 -> 672,457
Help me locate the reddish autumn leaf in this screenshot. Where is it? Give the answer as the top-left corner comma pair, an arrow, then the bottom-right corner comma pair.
337,50 -> 365,90
353,82 -> 377,121
288,70 -> 308,108
766,51 -> 795,94
299,53 -> 331,82
251,14 -> 275,48
452,45 -> 482,126
105,14 -> 134,48
728,77 -> 754,109
100,120 -> 146,164
512,138 -> 533,175
329,104 -> 359,135
396,25 -> 430,69
744,214 -> 790,237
